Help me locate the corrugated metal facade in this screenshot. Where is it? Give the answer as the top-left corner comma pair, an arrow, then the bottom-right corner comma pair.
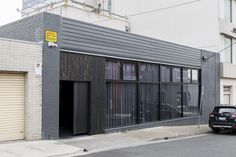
61,17 -> 201,68
0,13 -> 202,68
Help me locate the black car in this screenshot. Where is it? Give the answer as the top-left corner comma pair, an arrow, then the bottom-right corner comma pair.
209,106 -> 236,133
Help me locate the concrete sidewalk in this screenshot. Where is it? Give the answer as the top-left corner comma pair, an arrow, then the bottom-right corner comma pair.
0,140 -> 83,157
0,125 -> 211,157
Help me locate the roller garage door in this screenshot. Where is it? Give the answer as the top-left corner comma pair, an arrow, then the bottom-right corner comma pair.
0,73 -> 25,141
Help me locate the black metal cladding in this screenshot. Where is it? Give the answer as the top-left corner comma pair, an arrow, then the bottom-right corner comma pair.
61,17 -> 201,68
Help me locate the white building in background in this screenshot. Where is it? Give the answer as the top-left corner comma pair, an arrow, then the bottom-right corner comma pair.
21,0 -> 129,31
22,0 -> 236,105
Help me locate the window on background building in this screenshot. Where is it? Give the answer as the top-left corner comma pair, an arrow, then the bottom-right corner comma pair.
224,0 -> 232,22
223,86 -> 232,105
224,36 -> 232,63
160,66 -> 171,82
182,69 -> 191,83
108,0 -> 112,12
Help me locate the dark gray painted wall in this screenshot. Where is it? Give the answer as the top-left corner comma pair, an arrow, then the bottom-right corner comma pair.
41,13 -> 61,140
0,13 -> 44,42
61,17 -> 201,68
201,50 -> 220,122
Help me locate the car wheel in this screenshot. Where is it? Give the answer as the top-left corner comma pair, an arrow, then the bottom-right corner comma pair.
212,128 -> 220,134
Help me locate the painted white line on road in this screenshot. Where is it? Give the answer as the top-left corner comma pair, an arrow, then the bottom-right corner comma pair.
67,133 -> 210,157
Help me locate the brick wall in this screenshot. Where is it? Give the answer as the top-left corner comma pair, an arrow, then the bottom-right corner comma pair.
0,38 -> 42,140
0,13 -> 44,43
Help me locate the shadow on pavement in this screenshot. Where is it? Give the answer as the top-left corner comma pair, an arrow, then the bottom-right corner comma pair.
210,130 -> 236,136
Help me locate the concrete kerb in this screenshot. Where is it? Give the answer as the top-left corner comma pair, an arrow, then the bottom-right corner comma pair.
58,125 -> 211,157
0,125 -> 211,157
76,134 -> 210,157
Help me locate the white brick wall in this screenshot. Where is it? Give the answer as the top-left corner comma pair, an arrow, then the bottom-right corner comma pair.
0,38 -> 42,140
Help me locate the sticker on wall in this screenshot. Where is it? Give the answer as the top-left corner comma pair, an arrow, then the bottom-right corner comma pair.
35,63 -> 42,77
45,30 -> 58,43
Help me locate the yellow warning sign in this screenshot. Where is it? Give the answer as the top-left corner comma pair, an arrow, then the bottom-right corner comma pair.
45,31 -> 58,42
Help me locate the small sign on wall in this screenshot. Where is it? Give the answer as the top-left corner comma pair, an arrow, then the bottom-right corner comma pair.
35,63 -> 42,77
45,30 -> 58,43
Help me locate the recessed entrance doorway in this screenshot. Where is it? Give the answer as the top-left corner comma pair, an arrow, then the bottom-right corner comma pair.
59,81 -> 90,138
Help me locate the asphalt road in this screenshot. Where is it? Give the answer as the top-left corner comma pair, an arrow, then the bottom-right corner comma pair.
81,131 -> 236,157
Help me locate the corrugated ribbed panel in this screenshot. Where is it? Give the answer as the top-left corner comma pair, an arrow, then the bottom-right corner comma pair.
61,17 -> 201,68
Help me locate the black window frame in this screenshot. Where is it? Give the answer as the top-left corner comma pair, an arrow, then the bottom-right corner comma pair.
225,0 -> 233,23
105,58 -> 201,129
224,36 -> 233,64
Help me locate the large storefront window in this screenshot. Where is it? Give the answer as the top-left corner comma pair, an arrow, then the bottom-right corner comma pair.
105,60 -> 200,129
183,84 -> 199,117
139,63 -> 159,123
183,68 -> 191,83
160,66 -> 171,82
123,63 -> 137,80
160,84 -> 182,120
140,84 -> 159,123
139,63 -> 158,82
106,83 -> 137,128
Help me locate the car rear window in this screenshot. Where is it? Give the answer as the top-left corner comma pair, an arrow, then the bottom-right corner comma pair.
213,107 -> 236,114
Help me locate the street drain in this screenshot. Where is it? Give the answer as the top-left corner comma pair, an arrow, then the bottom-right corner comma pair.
164,137 -> 169,140
149,137 -> 169,142
83,149 -> 88,152
149,138 -> 162,142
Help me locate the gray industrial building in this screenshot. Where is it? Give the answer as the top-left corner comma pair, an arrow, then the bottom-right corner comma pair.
0,12 -> 220,140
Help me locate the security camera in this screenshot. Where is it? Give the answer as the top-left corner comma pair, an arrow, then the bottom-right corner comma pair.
202,56 -> 207,61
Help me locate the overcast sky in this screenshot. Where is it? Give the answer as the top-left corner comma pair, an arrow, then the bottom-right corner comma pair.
0,0 -> 22,26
